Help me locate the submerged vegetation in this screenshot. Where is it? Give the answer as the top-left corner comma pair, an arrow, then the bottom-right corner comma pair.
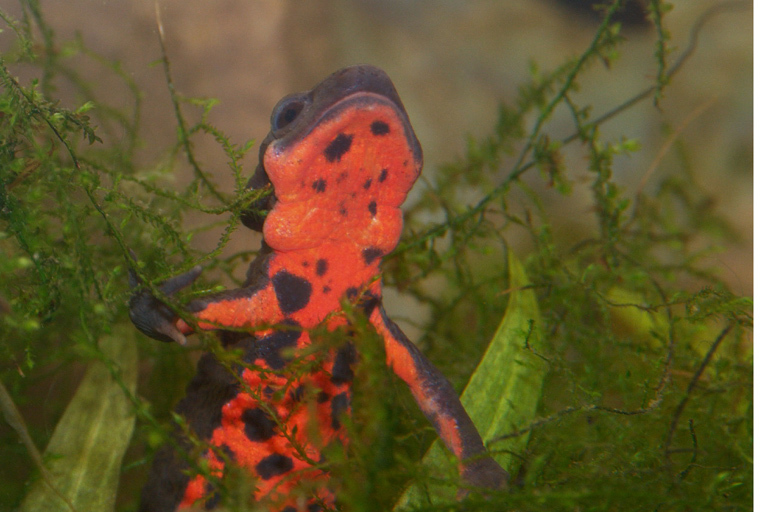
0,1 -> 751,510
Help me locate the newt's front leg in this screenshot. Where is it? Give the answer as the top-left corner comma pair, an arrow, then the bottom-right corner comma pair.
128,250 -> 280,345
370,307 -> 509,492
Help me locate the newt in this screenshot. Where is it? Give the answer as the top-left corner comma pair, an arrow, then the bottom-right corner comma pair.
130,65 -> 508,511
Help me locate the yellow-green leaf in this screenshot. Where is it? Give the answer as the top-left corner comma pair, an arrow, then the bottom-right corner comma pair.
396,250 -> 547,508
20,333 -> 137,512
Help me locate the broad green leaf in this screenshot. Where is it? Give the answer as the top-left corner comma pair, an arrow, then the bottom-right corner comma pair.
396,250 -> 547,509
20,333 -> 138,512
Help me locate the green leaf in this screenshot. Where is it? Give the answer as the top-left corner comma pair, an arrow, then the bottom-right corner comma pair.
19,333 -> 137,512
396,250 -> 547,508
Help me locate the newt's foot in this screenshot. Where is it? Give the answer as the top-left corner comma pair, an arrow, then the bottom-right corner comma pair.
459,456 -> 509,498
128,264 -> 202,345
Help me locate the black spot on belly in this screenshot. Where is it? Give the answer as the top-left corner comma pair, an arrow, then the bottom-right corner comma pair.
378,168 -> 388,182
272,270 -> 312,315
312,179 -> 326,192
290,384 -> 305,402
370,120 -> 390,135
215,443 -> 235,464
316,258 -> 328,276
368,201 -> 377,217
363,178 -> 372,190
360,291 -> 380,317
324,133 -> 353,162
331,392 -> 350,430
331,343 -> 357,385
256,453 -> 294,480
242,407 -> 277,442
362,247 -> 383,265
242,323 -> 301,369
204,484 -> 220,510
345,287 -> 359,301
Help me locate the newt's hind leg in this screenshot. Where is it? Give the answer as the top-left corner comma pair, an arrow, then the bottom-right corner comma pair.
370,307 -> 509,492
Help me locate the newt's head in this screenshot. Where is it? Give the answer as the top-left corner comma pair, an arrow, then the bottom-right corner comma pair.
240,65 -> 422,255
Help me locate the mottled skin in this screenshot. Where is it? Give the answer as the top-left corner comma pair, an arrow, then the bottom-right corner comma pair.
130,65 -> 508,511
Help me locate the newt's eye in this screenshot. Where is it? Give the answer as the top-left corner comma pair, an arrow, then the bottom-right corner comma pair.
271,94 -> 308,132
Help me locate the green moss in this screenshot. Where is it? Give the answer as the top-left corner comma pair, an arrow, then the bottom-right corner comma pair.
0,1 -> 751,511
